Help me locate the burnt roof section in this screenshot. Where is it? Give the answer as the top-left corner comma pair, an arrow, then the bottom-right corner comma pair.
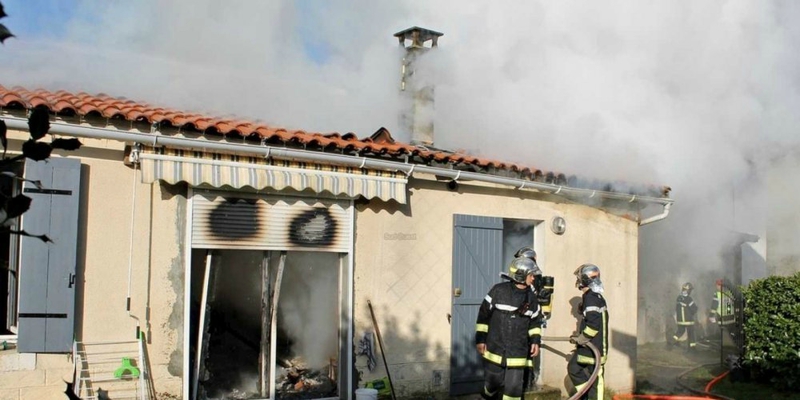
0,85 -> 670,198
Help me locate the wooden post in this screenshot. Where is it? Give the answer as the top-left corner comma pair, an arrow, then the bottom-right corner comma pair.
367,300 -> 397,400
269,252 -> 287,400
193,250 -> 215,400
259,251 -> 272,397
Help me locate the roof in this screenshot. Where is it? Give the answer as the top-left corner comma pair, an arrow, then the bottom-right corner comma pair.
0,85 -> 670,198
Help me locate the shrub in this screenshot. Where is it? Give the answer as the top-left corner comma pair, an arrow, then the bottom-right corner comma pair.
742,272 -> 800,390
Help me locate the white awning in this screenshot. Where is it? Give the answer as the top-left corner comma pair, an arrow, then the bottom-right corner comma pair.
138,147 -> 407,204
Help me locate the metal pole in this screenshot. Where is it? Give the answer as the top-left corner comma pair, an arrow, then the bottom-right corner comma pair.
367,300 -> 397,400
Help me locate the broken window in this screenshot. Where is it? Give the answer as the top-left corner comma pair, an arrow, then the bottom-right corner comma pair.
190,249 -> 341,400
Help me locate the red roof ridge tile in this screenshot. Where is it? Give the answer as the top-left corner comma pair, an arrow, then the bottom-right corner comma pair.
0,84 -> 668,198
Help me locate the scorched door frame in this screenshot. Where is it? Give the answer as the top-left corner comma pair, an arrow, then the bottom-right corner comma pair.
182,188 -> 355,400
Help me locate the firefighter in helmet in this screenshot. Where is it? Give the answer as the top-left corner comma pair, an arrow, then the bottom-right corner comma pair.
514,247 -> 554,318
568,264 -> 608,400
513,247 -> 547,390
709,279 -> 736,339
672,282 -> 698,350
475,257 -> 544,400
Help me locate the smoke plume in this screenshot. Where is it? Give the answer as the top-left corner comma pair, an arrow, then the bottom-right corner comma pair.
3,0 -> 800,342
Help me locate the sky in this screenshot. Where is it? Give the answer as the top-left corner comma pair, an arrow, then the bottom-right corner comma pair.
2,0 -> 799,339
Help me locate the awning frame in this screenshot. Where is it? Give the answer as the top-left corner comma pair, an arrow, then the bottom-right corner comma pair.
134,145 -> 408,204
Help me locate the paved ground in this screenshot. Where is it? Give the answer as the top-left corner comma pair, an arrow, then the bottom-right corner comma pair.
636,339 -> 727,395
449,340 -> 729,399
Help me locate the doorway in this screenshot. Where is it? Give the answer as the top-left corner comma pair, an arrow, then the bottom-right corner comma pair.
189,249 -> 344,400
450,215 -> 537,396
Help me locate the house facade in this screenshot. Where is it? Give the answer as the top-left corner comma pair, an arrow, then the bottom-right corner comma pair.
0,85 -> 671,399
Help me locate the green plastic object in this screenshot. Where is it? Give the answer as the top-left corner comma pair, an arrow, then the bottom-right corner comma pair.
113,357 -> 140,379
365,377 -> 391,395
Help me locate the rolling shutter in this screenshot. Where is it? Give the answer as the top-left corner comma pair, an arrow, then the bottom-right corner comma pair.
18,157 -> 81,353
191,190 -> 352,252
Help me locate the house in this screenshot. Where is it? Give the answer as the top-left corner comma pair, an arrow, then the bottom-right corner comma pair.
0,28 -> 672,400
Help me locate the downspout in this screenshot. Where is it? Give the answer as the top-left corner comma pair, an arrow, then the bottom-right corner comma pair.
639,202 -> 672,226
2,117 -> 674,208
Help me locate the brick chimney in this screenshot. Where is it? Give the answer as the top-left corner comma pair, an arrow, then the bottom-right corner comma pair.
394,26 -> 443,147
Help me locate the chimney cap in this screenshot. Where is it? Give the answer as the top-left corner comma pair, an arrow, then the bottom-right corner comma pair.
394,26 -> 443,48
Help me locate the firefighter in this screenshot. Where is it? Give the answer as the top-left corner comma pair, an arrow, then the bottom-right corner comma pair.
672,282 -> 698,350
568,264 -> 608,400
475,257 -> 544,400
513,247 -> 552,390
515,247 -> 554,317
709,279 -> 736,338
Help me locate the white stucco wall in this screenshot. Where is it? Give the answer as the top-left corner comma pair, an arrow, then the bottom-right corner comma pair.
2,123 -> 639,399
354,175 -> 639,397
767,158 -> 800,276
1,128 -> 185,400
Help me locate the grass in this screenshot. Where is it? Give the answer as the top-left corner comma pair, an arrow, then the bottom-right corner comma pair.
697,365 -> 800,400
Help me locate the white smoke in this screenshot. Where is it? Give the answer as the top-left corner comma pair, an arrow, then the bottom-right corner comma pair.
278,252 -> 339,369
3,0 -> 800,341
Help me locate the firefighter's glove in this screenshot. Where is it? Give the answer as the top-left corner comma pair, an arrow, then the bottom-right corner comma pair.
570,334 -> 591,346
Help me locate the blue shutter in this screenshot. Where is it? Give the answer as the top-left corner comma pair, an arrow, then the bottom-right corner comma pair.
450,214 -> 503,396
18,158 -> 81,353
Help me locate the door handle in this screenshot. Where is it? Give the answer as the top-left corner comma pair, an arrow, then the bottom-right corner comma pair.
68,273 -> 76,289
453,287 -> 462,297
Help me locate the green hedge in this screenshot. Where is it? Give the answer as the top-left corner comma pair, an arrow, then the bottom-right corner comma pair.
742,272 -> 800,390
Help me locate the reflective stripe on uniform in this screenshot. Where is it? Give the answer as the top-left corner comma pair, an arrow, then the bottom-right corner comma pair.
483,350 -> 528,368
597,366 -> 605,400
503,395 -> 521,400
476,323 -> 489,333
485,295 -> 493,310
495,304 -> 519,312
506,357 -> 528,367
583,326 -> 598,337
584,306 -> 606,315
577,354 -> 607,365
602,308 -> 608,365
677,321 -> 695,326
529,327 -> 542,336
483,350 -> 502,365
524,308 -> 540,318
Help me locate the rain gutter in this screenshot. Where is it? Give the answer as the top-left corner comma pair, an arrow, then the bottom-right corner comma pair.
3,117 -> 673,224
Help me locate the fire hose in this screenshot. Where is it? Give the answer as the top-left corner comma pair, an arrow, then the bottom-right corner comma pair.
610,364 -> 734,400
542,336 -> 601,400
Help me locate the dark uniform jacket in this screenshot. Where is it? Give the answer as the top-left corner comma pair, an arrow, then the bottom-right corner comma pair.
576,290 -> 608,365
475,281 -> 543,368
675,294 -> 697,325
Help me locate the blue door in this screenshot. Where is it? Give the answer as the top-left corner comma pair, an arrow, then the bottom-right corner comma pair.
450,215 -> 503,396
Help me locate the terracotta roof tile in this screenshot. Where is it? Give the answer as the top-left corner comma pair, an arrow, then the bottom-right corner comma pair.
0,85 -> 669,197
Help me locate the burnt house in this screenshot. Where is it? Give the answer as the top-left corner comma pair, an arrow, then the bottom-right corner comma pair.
0,27 -> 673,400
